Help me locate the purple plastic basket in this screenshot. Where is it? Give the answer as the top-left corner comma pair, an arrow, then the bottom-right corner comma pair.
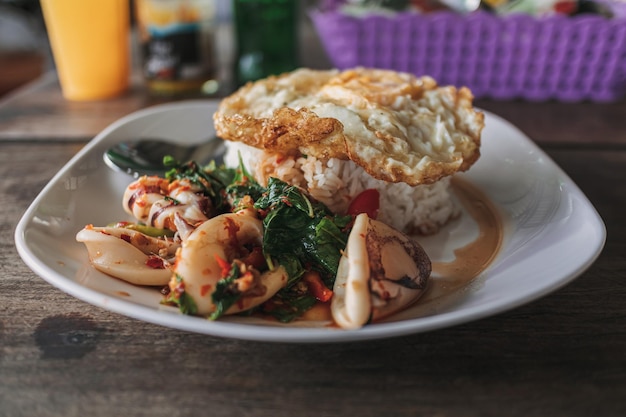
310,3 -> 626,101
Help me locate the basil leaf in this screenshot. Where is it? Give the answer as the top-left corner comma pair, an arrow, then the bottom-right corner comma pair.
262,291 -> 317,323
178,292 -> 198,316
209,165 -> 237,187
164,274 -> 198,315
255,177 -> 313,216
272,253 -> 305,287
225,153 -> 264,204
164,158 -> 233,212
257,178 -> 350,287
209,262 -> 243,320
311,217 -> 350,283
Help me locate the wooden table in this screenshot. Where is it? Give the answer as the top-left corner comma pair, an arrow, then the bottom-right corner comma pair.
2,68 -> 626,416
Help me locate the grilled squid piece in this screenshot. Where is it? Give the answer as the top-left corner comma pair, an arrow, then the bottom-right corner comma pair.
76,225 -> 179,286
171,210 -> 288,316
122,176 -> 211,232
122,176 -> 169,222
331,213 -> 431,329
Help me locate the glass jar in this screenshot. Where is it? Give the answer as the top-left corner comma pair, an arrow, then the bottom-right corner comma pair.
135,0 -> 219,96
232,0 -> 299,87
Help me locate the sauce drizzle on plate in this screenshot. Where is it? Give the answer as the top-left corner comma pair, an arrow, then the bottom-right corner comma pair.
426,176 -> 504,301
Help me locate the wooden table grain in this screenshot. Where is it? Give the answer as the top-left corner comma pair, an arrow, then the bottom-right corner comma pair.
1,74 -> 625,416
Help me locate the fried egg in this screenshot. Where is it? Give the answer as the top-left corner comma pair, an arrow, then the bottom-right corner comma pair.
213,67 -> 484,186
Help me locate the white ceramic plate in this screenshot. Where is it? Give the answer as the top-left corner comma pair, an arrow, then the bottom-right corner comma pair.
15,100 -> 606,343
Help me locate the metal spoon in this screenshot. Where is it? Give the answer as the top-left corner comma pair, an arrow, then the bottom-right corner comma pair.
104,137 -> 226,177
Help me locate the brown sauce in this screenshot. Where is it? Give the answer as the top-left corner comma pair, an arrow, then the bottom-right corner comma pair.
422,176 -> 503,303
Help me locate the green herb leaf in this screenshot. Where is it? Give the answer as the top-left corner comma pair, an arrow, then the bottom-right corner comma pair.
255,177 -> 350,287
224,153 -> 264,210
164,158 -> 233,213
255,177 -> 313,216
164,274 -> 198,315
209,262 -> 243,320
178,292 -> 198,315
311,216 -> 350,284
262,290 -> 317,323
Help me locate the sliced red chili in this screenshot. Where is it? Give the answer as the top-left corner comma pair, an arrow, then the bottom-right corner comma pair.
347,188 -> 380,219
214,253 -> 232,278
146,256 -> 166,269
303,271 -> 333,302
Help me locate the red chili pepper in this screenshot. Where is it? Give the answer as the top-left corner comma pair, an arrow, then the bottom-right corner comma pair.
145,256 -> 166,269
303,271 -> 333,302
214,253 -> 231,278
347,188 -> 380,219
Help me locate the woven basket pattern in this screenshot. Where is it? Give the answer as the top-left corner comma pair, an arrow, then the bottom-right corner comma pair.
310,7 -> 626,101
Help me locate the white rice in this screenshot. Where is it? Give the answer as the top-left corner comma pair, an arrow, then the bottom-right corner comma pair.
224,142 -> 458,234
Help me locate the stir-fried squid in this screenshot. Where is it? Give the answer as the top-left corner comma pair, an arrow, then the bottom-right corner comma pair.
122,176 -> 212,232
331,214 -> 431,329
170,210 -> 289,317
77,158 -> 432,328
76,224 -> 178,286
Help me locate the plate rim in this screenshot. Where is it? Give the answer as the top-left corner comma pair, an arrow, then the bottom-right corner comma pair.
14,100 -> 607,343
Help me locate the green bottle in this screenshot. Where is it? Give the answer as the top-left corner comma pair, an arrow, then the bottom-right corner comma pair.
232,0 -> 299,86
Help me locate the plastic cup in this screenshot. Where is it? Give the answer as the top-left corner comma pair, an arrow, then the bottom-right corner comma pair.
41,0 -> 130,101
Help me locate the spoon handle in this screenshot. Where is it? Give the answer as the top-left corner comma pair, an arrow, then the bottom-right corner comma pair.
104,137 -> 225,177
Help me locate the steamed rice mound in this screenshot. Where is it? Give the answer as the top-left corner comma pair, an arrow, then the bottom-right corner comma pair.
225,142 -> 458,235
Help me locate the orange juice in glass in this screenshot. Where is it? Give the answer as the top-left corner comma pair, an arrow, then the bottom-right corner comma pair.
41,0 -> 130,101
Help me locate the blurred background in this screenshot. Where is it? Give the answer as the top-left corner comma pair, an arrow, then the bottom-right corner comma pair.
0,0 -> 237,97
0,0 -> 623,101
0,0 -> 47,96
0,0 -> 322,99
